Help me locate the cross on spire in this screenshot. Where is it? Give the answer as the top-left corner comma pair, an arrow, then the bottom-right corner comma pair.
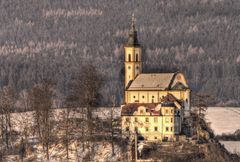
131,13 -> 136,29
126,13 -> 140,46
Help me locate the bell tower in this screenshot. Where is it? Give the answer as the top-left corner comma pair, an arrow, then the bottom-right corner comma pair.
124,14 -> 142,88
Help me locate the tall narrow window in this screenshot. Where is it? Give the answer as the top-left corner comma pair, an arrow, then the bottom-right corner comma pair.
145,127 -> 149,132
166,127 -> 169,132
128,54 -> 131,62
165,118 -> 169,123
136,54 -> 139,62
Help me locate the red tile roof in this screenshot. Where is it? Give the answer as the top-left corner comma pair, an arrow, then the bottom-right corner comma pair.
121,94 -> 184,116
121,103 -> 160,116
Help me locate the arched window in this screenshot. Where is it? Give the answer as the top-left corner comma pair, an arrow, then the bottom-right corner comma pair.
128,54 -> 131,62
136,54 -> 139,62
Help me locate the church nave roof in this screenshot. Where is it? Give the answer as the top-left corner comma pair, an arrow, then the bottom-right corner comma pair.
127,72 -> 188,91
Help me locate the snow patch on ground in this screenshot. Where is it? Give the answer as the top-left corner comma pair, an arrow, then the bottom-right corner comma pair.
220,141 -> 240,155
205,107 -> 240,135
4,107 -> 123,162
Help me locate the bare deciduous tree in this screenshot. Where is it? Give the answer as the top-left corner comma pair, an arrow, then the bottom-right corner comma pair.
192,93 -> 212,141
0,86 -> 14,149
58,107 -> 75,161
67,63 -> 102,158
29,82 -> 54,160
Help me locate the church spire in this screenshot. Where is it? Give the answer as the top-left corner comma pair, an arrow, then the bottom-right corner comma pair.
124,14 -> 142,89
127,13 -> 140,46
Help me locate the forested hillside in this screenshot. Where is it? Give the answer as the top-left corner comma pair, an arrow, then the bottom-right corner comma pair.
0,0 -> 240,107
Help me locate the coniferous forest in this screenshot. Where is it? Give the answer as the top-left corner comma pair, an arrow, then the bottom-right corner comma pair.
0,0 -> 240,108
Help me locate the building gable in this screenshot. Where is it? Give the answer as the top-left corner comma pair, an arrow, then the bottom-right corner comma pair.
170,73 -> 188,90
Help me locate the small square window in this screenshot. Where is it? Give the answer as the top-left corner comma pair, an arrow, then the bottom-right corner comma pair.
126,127 -> 129,131
126,117 -> 130,122
171,127 -> 173,132
171,118 -> 173,123
145,127 -> 149,132
152,96 -> 154,98
166,109 -> 169,114
135,127 -> 138,132
133,96 -> 135,98
154,127 -> 158,131
134,117 -> 138,122
145,117 -> 149,122
155,137 -> 158,139
140,110 -> 144,114
142,96 -> 145,98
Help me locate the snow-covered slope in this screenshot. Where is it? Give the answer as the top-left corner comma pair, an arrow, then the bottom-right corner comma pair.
205,107 -> 240,135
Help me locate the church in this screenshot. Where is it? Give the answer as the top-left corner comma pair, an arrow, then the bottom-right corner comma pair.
121,15 -> 191,142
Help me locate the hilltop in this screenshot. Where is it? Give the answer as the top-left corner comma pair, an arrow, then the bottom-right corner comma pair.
1,107 -> 240,162
0,0 -> 240,106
